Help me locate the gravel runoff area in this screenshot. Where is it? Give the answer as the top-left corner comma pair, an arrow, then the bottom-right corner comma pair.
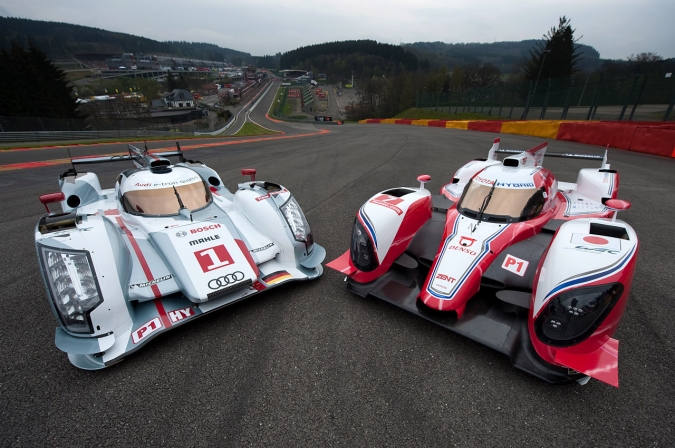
1,123 -> 673,446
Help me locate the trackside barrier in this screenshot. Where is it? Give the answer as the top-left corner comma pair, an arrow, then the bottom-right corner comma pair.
556,122 -> 638,150
445,121 -> 470,130
411,119 -> 433,126
628,126 -> 675,157
501,121 -> 562,139
467,121 -> 504,132
359,118 -> 675,158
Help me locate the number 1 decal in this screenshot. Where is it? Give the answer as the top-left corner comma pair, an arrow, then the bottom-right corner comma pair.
194,245 -> 235,272
501,254 -> 529,277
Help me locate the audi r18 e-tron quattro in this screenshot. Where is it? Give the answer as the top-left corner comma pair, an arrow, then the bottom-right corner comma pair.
328,138 -> 637,387
35,143 -> 325,369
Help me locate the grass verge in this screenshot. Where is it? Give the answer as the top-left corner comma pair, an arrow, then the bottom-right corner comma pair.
232,122 -> 281,137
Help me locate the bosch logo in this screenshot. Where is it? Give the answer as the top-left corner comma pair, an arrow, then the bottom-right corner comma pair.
190,223 -> 222,234
176,231 -> 187,238
208,271 -> 245,290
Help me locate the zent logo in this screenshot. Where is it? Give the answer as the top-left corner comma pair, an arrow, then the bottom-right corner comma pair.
194,245 -> 235,272
168,307 -> 194,323
436,273 -> 456,283
501,254 -> 529,277
131,318 -> 162,344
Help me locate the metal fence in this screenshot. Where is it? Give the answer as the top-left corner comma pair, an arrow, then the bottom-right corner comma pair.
416,68 -> 675,122
0,115 -> 206,143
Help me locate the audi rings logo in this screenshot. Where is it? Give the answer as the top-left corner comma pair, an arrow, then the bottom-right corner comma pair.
208,271 -> 245,290
176,231 -> 187,238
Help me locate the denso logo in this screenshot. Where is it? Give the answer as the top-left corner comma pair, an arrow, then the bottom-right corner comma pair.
448,245 -> 477,256
190,224 -> 222,234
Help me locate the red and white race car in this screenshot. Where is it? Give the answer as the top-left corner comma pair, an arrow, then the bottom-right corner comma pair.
328,138 -> 637,387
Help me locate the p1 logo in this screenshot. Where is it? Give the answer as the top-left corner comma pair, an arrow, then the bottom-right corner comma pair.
501,254 -> 529,277
131,318 -> 162,344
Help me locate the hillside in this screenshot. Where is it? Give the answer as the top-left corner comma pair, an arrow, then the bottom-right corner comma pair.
0,16 -> 251,61
280,40 -> 418,78
404,40 -> 602,73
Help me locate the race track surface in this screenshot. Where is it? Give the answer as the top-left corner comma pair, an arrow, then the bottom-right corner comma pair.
1,124 -> 673,446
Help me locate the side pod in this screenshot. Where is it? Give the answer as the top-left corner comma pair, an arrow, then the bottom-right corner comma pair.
529,218 -> 638,387
329,185 -> 431,284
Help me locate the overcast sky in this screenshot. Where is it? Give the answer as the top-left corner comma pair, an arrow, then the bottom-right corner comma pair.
1,0 -> 673,59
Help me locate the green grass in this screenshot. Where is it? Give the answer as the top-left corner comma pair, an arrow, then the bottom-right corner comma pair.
232,122 -> 281,137
394,108 -> 506,120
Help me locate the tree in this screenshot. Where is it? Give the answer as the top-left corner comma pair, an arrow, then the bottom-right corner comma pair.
0,41 -> 79,118
627,52 -> 663,72
523,16 -> 581,82
627,52 -> 662,63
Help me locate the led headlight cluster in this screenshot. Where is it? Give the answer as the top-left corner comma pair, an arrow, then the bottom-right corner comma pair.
39,246 -> 103,334
280,197 -> 312,243
535,283 -> 623,347
350,219 -> 378,272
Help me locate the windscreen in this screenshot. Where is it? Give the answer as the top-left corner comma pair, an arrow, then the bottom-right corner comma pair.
458,181 -> 545,221
123,181 -> 210,216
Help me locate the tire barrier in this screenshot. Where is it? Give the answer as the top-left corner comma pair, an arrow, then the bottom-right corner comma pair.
358,118 -> 675,158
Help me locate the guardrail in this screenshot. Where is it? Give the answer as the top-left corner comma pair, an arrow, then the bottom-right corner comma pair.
193,116 -> 235,136
0,129 -> 191,144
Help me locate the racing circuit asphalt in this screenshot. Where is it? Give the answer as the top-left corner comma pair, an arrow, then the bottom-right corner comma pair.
1,111 -> 674,446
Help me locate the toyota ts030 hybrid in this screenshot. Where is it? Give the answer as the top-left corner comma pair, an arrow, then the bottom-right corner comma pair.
328,139 -> 637,387
35,143 -> 325,369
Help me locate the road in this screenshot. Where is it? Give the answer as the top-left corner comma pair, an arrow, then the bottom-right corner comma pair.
0,123 -> 673,446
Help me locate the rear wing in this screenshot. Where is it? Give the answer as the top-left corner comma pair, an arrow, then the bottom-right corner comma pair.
62,142 -> 186,177
495,143 -> 609,169
496,149 -> 605,161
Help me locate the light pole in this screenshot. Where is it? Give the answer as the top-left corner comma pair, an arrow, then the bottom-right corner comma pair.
351,71 -> 354,88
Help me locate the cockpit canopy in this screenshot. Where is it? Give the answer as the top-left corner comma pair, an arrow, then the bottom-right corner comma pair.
457,170 -> 547,222
120,167 -> 211,216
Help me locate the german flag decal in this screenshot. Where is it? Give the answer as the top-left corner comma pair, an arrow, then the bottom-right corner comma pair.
262,270 -> 293,285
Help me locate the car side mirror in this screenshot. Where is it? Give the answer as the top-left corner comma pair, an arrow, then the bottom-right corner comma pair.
605,199 -> 631,221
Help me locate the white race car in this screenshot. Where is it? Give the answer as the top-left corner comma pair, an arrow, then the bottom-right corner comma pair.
36,143 -> 325,369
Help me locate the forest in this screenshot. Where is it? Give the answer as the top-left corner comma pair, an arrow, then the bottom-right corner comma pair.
0,16 -> 251,61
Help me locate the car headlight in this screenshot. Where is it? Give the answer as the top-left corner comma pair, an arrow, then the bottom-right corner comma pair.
39,246 -> 103,334
280,197 -> 311,243
534,283 -> 623,347
350,219 -> 378,272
